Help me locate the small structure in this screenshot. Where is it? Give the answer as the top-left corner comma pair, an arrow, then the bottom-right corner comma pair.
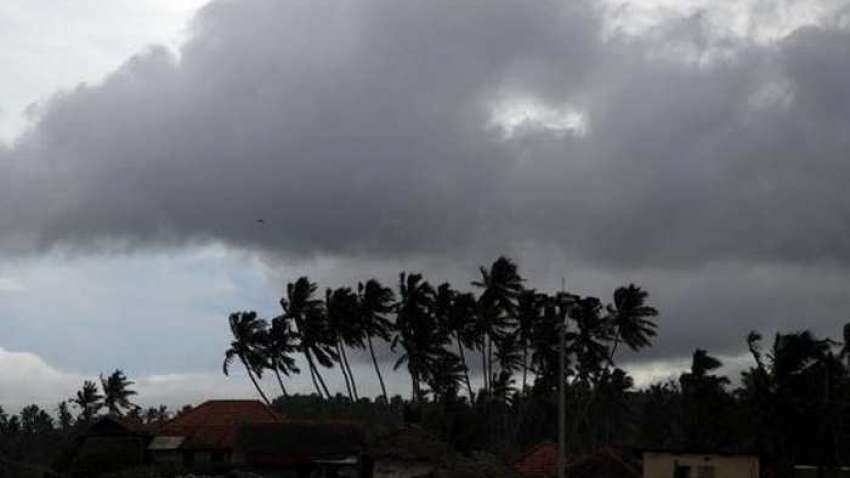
642,450 -> 759,478
512,442 -> 561,478
62,415 -> 153,477
512,444 -> 637,478
370,425 -> 454,478
149,399 -> 284,471
148,399 -> 370,476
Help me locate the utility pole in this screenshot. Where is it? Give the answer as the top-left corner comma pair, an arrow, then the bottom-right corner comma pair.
558,276 -> 567,478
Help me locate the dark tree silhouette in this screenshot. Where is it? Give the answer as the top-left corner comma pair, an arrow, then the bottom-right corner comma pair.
223,311 -> 272,406
72,380 -> 103,422
100,369 -> 138,416
264,315 -> 301,398
606,284 -> 658,363
357,279 -> 395,403
280,277 -> 338,399
393,272 -> 439,403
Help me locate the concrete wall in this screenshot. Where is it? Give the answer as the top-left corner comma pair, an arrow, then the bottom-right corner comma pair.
643,452 -> 759,478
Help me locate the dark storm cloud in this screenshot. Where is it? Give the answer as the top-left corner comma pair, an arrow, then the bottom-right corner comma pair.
3,0 -> 850,367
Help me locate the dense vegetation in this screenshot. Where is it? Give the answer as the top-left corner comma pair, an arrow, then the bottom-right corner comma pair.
2,256 -> 849,475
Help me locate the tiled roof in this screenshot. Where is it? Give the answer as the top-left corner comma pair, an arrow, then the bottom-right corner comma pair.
513,442 -> 562,478
155,400 -> 282,450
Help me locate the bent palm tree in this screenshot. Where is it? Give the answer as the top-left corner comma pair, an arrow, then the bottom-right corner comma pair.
281,277 -> 338,399
606,284 -> 659,364
264,316 -> 301,398
358,279 -> 395,403
473,256 -> 523,393
326,287 -> 360,400
72,380 -> 103,422
223,311 -> 272,406
393,272 -> 439,403
100,369 -> 138,416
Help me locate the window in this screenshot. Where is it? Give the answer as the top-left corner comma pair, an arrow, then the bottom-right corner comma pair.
698,466 -> 715,478
675,465 -> 692,478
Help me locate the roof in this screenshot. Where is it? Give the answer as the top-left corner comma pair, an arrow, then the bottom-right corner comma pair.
512,442 -> 562,478
154,400 -> 282,450
567,448 -> 640,478
236,421 -> 367,465
369,425 -> 453,462
641,448 -> 759,457
513,444 -> 639,478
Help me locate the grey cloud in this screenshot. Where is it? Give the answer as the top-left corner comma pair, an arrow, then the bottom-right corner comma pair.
3,0 -> 850,369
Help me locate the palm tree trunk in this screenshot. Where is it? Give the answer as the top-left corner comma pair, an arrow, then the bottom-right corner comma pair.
337,340 -> 354,400
481,345 -> 488,394
488,335 -> 494,387
304,350 -> 331,399
340,342 -> 359,400
609,333 -> 621,365
522,343 -> 529,394
367,335 -> 389,402
240,355 -> 271,406
307,360 -> 324,398
273,367 -> 289,398
305,350 -> 331,399
456,335 -> 474,403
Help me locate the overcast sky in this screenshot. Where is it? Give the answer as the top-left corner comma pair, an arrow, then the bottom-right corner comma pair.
2,0 -> 850,412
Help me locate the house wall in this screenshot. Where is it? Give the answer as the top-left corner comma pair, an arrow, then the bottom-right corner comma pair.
643,452 -> 759,478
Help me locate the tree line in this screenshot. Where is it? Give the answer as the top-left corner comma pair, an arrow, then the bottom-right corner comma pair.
223,256 -> 660,408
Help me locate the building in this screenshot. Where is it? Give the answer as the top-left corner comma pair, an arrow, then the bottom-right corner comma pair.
148,399 -> 283,470
61,415 -> 154,477
148,399 -> 369,476
642,450 -> 759,478
512,442 -> 561,478
512,443 -> 638,478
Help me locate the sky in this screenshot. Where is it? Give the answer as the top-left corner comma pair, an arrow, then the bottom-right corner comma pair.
2,0 -> 850,412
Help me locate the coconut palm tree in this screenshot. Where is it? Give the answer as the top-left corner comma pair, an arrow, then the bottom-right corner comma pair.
517,289 -> 545,393
223,311 -> 272,406
437,285 -> 477,402
264,315 -> 301,398
100,369 -> 138,416
393,272 -> 439,402
567,296 -> 611,382
606,284 -> 658,364
325,286 -> 360,400
357,279 -> 395,403
280,277 -> 338,399
473,256 -> 524,393
72,380 -> 103,422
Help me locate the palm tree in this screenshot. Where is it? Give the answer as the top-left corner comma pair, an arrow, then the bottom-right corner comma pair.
325,287 -> 360,400
357,279 -> 395,403
437,285 -> 477,403
567,296 -> 611,382
264,316 -> 301,398
517,289 -> 545,393
223,311 -> 272,406
393,272 -> 439,402
100,369 -> 138,416
606,284 -> 658,364
72,380 -> 103,422
280,277 -> 338,399
473,256 -> 524,393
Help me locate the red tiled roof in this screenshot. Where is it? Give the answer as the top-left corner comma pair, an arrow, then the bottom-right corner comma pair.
156,400 -> 283,450
513,442 -> 564,478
